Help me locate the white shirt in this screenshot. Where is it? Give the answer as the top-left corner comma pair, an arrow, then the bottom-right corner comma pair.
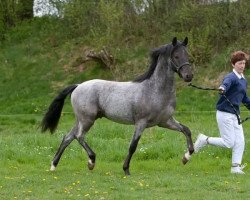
233,69 -> 244,79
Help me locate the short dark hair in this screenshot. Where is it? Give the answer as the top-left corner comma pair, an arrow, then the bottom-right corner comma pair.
231,51 -> 247,65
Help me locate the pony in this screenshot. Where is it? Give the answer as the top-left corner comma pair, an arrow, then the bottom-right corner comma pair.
41,37 -> 194,175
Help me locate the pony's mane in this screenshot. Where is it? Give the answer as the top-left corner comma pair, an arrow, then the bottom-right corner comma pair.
133,43 -> 177,83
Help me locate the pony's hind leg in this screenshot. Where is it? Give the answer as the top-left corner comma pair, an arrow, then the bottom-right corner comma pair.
75,119 -> 96,170
76,136 -> 96,170
50,125 -> 78,171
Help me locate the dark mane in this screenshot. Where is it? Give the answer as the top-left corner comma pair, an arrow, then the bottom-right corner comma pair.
133,44 -> 172,83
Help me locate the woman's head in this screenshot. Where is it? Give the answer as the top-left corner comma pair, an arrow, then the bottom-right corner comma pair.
231,51 -> 247,65
231,51 -> 247,74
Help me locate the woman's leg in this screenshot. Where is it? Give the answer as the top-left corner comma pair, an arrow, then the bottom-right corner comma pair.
208,111 -> 235,148
231,120 -> 245,165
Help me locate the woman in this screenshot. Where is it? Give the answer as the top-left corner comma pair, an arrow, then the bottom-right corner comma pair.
194,51 -> 249,174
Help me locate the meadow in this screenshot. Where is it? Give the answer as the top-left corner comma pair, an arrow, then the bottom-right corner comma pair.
1,7 -> 250,199
1,110 -> 250,199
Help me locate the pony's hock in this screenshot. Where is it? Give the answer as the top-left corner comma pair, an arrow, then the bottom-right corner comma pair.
41,37 -> 194,175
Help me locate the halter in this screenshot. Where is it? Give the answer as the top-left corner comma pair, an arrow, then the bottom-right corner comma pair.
169,58 -> 191,73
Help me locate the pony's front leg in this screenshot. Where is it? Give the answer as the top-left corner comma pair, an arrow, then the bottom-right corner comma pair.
123,122 -> 146,175
160,117 -> 194,164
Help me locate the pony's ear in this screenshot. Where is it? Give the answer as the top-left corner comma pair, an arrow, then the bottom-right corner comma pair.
172,37 -> 177,46
183,37 -> 188,46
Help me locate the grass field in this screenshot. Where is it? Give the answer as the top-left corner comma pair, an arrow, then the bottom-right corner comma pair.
1,18 -> 250,200
1,111 -> 250,200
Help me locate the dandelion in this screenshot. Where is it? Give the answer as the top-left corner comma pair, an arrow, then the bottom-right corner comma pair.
139,182 -> 144,187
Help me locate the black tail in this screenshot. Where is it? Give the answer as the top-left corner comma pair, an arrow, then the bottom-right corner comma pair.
41,84 -> 78,133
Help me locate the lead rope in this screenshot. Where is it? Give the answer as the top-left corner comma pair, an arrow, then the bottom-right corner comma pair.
188,83 -> 246,125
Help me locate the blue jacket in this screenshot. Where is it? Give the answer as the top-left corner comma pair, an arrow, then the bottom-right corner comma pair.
216,71 -> 250,114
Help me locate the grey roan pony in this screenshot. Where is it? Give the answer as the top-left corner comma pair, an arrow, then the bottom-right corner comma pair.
41,37 -> 194,175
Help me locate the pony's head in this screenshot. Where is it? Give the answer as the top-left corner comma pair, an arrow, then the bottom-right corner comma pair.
170,37 -> 193,82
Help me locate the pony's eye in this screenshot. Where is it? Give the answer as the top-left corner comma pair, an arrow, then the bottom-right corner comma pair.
175,56 -> 179,59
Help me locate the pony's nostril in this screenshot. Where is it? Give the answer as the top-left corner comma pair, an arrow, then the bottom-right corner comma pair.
184,74 -> 193,82
186,74 -> 193,79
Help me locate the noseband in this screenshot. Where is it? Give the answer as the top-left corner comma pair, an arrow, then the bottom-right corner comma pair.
169,58 -> 191,73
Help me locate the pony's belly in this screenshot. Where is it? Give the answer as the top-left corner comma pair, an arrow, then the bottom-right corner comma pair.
104,113 -> 134,125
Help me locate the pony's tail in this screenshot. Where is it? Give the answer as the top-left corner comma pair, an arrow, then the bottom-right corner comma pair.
41,84 -> 78,133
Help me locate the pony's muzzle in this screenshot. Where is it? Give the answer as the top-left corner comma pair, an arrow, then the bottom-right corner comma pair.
178,64 -> 193,82
183,73 -> 193,82
179,71 -> 193,82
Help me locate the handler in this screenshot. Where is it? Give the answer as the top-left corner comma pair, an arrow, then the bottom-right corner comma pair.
194,51 -> 249,174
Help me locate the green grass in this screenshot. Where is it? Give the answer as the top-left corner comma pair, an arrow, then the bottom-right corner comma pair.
1,113 -> 250,199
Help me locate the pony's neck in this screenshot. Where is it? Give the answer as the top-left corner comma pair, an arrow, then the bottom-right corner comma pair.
149,56 -> 175,92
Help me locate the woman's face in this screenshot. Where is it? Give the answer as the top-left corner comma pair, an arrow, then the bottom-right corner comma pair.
233,60 -> 246,74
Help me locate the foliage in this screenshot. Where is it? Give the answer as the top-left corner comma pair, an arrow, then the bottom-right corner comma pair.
1,1 -> 249,67
0,0 -> 33,41
55,0 -> 249,70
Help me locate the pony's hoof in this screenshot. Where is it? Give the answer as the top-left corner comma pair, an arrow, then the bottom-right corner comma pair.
182,151 -> 191,165
182,156 -> 189,165
50,164 -> 56,171
124,169 -> 131,176
88,159 -> 95,170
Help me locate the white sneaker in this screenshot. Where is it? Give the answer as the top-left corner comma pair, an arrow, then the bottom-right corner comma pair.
194,133 -> 208,153
231,164 -> 247,175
